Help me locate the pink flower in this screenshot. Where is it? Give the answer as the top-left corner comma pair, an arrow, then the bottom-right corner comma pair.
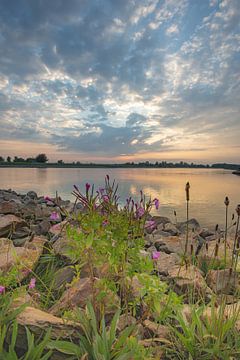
102,219 -> 108,226
102,195 -> 109,202
0,286 -> 5,294
145,220 -> 156,231
29,278 -> 36,290
50,211 -> 61,222
44,196 -> 52,202
152,251 -> 161,260
136,206 -> 145,218
86,183 -> 91,192
153,198 -> 159,210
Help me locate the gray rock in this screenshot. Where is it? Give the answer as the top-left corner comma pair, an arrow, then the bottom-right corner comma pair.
52,266 -> 76,291
0,215 -> 27,237
151,216 -> 171,226
164,222 -> 180,236
26,191 -> 38,200
177,218 -> 200,233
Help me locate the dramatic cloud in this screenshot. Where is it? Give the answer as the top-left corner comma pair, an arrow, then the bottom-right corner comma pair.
0,0 -> 239,162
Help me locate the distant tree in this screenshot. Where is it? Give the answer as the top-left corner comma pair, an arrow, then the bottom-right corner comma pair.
7,156 -> 11,163
26,157 -> 35,162
35,154 -> 48,163
57,160 -> 64,164
0,156 -> 4,162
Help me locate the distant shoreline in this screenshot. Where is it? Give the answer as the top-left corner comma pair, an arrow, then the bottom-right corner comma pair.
0,163 -> 239,170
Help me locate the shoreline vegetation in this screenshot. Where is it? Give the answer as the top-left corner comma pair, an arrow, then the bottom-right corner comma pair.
0,177 -> 240,359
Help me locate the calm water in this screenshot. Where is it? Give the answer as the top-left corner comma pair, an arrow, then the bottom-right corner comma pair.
0,168 -> 239,229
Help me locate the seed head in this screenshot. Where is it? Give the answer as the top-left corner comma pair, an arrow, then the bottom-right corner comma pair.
224,196 -> 230,207
185,182 -> 190,201
236,204 -> 240,216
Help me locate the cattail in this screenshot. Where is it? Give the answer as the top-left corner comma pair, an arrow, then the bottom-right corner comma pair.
206,243 -> 209,252
214,243 -> 219,257
236,204 -> 240,216
174,210 -> 177,217
224,196 -> 230,207
232,214 -> 235,221
215,224 -> 219,232
190,244 -> 193,255
185,182 -> 190,202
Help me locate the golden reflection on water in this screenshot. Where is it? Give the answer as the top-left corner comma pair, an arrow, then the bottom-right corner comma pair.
0,168 -> 239,229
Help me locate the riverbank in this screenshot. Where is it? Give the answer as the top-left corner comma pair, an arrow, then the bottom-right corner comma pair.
0,185 -> 240,359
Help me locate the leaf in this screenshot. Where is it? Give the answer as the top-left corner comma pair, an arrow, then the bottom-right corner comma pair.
48,340 -> 83,356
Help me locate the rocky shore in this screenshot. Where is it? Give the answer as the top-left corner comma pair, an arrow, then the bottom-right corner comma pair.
0,188 -> 239,358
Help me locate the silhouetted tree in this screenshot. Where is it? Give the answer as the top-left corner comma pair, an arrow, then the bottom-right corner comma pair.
7,156 -> 11,162
0,156 -> 4,162
57,160 -> 64,164
35,154 -> 48,163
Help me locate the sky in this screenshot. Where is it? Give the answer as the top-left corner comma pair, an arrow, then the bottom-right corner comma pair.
0,0 -> 239,164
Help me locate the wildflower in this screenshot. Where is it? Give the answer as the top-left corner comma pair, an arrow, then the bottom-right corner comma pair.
50,211 -> 61,222
86,183 -> 91,193
152,251 -> 161,260
102,219 -> 108,226
44,196 -> 52,202
99,187 -> 105,195
145,220 -> 156,231
0,286 -> 5,294
136,206 -> 145,218
29,278 -> 36,290
153,198 -> 159,210
102,195 -> 109,202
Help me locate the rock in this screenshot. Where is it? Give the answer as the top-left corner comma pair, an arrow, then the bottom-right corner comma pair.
0,215 -> 27,237
15,306 -> 82,351
50,277 -> 120,318
32,219 -> 51,236
12,237 -> 29,247
153,252 -> 180,276
199,228 -> 215,239
143,319 -> 170,339
168,265 -> 212,301
154,235 -> 185,254
0,236 -> 46,279
151,216 -> 171,226
177,218 -> 200,233
206,269 -> 240,295
52,266 -> 76,291
26,191 -> 38,199
0,200 -> 21,215
11,227 -> 30,239
52,234 -> 74,261
152,230 -> 172,237
49,221 -> 68,236
205,235 -> 216,242
117,314 -> 136,332
163,222 -> 180,236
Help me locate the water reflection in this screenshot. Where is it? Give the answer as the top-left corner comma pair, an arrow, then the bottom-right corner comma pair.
0,168 -> 239,229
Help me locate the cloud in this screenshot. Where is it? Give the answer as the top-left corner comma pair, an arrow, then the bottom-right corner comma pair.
0,0 -> 239,162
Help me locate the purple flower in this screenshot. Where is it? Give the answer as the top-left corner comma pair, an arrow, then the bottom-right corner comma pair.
0,286 -> 5,294
99,187 -> 105,195
50,211 -> 61,222
102,219 -> 109,226
29,278 -> 36,290
86,183 -> 91,193
152,251 -> 161,260
153,198 -> 160,210
136,206 -> 145,218
102,195 -> 109,202
145,220 -> 157,231
44,196 -> 52,202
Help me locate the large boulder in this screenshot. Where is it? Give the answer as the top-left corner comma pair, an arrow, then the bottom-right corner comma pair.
50,277 -> 120,319
153,252 -> 180,276
0,236 -> 46,279
176,218 -> 200,233
168,265 -> 212,301
0,215 -> 27,237
0,200 -> 22,215
153,235 -> 185,254
206,269 -> 240,295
